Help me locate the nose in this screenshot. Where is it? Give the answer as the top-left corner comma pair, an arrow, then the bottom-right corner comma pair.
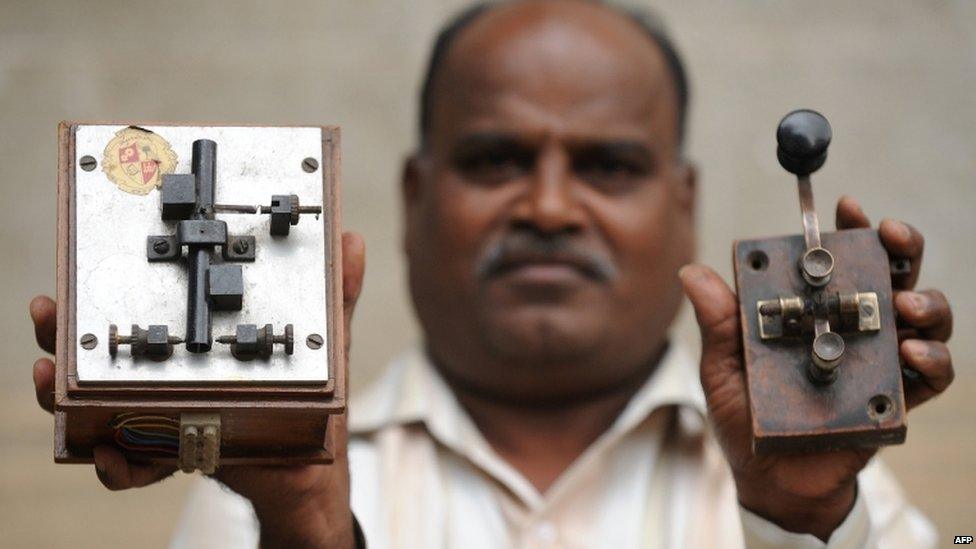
511,143 -> 585,235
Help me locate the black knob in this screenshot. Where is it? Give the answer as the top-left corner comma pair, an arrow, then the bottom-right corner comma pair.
776,109 -> 832,176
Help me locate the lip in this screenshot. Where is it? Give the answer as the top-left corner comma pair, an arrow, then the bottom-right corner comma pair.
490,257 -> 595,284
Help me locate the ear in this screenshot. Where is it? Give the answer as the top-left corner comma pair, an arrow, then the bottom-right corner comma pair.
402,152 -> 423,208
673,160 -> 697,214
401,152 -> 425,256
671,160 -> 698,262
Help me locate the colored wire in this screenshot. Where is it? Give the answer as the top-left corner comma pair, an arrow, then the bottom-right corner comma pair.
120,428 -> 178,446
113,430 -> 178,455
110,413 -> 180,455
110,414 -> 179,429
125,427 -> 178,440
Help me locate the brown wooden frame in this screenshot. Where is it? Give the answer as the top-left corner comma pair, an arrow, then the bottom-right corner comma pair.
54,122 -> 345,465
733,228 -> 906,454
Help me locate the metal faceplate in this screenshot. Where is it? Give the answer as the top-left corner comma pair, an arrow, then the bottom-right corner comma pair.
74,125 -> 329,383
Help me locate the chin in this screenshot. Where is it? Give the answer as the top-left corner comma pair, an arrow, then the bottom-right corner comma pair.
479,306 -> 606,365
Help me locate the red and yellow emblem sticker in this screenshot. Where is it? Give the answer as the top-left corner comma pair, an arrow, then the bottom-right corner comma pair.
101,127 -> 178,195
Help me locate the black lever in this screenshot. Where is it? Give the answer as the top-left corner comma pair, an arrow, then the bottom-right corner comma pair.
777,109 -> 832,176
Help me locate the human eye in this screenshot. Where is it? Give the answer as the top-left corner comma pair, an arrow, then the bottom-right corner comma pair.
452,136 -> 533,185
572,145 -> 654,194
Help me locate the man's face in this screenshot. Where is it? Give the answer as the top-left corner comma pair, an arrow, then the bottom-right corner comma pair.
404,1 -> 695,401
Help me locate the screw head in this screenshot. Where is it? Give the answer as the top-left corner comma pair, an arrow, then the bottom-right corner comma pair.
306,333 -> 324,350
108,324 -> 119,356
80,333 -> 98,350
302,157 -> 319,173
232,238 -> 249,254
153,239 -> 170,254
284,324 -> 294,355
79,155 -> 97,171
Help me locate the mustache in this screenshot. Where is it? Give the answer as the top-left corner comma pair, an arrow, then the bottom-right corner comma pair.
476,231 -> 618,282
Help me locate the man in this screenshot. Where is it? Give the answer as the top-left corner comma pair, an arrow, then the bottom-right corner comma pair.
30,1 -> 954,547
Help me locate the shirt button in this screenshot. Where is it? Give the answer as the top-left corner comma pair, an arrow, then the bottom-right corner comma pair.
534,521 -> 557,543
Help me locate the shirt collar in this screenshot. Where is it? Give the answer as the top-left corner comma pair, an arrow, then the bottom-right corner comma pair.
349,342 -> 707,508
348,341 -> 706,439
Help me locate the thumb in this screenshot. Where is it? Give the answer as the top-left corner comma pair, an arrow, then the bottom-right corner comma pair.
678,264 -> 742,365
341,231 -> 366,336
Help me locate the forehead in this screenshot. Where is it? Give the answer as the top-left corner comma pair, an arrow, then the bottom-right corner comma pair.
431,1 -> 677,144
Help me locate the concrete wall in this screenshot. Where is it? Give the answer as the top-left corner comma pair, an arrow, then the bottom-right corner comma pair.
1,1 -> 973,546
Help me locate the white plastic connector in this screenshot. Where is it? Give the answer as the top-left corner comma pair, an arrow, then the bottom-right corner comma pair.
178,412 -> 221,474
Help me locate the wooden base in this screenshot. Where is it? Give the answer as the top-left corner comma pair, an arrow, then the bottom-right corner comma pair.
55,122 -> 345,466
733,228 -> 906,453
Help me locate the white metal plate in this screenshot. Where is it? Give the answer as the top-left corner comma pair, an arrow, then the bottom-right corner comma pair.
73,125 -> 330,384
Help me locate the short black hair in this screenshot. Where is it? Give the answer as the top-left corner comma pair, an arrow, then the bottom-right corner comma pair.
418,0 -> 691,149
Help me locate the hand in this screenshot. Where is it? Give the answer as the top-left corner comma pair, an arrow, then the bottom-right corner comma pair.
678,196 -> 953,541
31,232 -> 366,549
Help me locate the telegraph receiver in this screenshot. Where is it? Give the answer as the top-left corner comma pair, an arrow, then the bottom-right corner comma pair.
54,123 -> 344,472
733,110 -> 907,453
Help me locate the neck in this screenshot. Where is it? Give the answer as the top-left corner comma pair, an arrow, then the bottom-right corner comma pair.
443,353 -> 661,494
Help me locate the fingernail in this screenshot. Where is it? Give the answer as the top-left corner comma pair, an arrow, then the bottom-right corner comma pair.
909,292 -> 929,313
895,220 -> 912,241
903,339 -> 927,359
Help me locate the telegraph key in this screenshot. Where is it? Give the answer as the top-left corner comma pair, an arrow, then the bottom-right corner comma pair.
733,110 -> 907,453
54,123 -> 345,473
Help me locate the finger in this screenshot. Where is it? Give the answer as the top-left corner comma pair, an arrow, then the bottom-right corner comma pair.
30,295 -> 57,354
836,196 -> 871,230
878,219 -> 924,289
33,358 -> 55,413
216,463 -> 331,498
92,446 -> 176,491
894,290 -> 952,342
341,231 -> 366,338
900,339 -> 953,410
678,264 -> 741,365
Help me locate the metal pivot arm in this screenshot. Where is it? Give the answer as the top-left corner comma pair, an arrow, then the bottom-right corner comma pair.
185,140 -> 218,352
776,109 -> 846,382
142,138 -> 322,360
147,140 -> 245,354
209,194 -> 322,236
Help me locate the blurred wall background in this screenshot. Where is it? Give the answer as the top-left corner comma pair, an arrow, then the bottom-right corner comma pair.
1,1 -> 973,547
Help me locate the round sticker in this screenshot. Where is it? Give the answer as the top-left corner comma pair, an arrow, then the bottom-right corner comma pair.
101,127 -> 178,195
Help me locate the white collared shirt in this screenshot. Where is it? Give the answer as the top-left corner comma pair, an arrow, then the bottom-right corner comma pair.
170,345 -> 936,549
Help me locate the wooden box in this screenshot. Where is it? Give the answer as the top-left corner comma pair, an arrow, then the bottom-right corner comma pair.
733,229 -> 906,453
55,122 -> 345,468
